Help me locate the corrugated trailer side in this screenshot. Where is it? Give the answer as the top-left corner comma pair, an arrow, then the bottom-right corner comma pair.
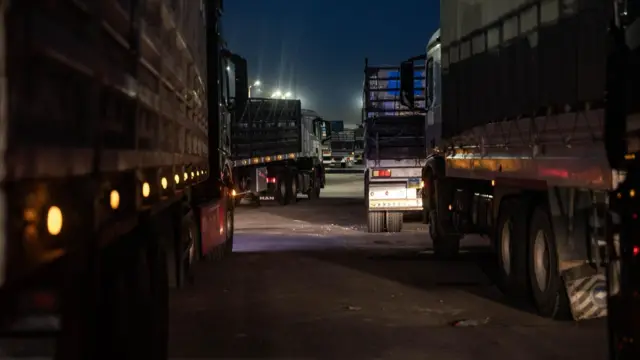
441,0 -> 611,139
440,0 -> 615,191
1,0 -> 213,284
0,0 -> 234,358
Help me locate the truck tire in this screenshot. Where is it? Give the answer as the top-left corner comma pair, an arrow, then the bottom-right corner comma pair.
428,177 -> 461,259
527,205 -> 570,319
166,211 -> 195,288
249,193 -> 261,207
495,198 -> 529,300
145,233 -> 170,359
386,211 -> 403,232
224,207 -> 235,256
90,225 -> 169,359
307,175 -> 321,199
171,212 -> 197,288
181,213 -> 197,285
367,211 -> 385,233
275,172 -> 289,206
429,209 -> 461,259
314,180 -> 321,198
289,171 -> 299,203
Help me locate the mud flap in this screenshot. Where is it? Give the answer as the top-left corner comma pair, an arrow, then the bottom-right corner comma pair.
563,265 -> 607,320
547,187 -> 608,320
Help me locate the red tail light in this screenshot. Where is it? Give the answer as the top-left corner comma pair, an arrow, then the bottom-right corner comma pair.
372,169 -> 391,177
633,246 -> 639,256
267,177 -> 276,183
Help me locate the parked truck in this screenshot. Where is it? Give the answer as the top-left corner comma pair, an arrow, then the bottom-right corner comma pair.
362,60 -> 427,232
328,130 -> 356,168
0,0 -> 240,358
398,0 -> 614,321
230,98 -> 327,205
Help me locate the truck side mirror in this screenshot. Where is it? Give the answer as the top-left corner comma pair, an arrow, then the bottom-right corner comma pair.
320,119 -> 332,144
399,60 -> 415,108
324,120 -> 332,136
234,57 -> 249,110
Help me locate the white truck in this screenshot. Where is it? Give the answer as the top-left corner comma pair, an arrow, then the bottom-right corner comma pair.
230,99 -> 328,205
398,0 -> 614,320
328,130 -> 356,168
362,60 -> 427,233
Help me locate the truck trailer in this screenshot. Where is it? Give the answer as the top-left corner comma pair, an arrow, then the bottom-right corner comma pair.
363,60 -> 427,233
0,0 -> 241,358
399,0 -> 615,321
230,97 -> 327,205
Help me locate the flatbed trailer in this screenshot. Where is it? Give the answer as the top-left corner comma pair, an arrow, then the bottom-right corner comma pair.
399,0 -> 618,321
230,98 -> 327,205
0,0 -> 241,358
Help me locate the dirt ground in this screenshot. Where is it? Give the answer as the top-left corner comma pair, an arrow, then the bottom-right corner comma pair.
168,173 -> 607,360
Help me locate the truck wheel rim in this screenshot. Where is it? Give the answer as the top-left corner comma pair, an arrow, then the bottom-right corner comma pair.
280,181 -> 286,197
500,220 -> 511,276
533,229 -> 549,291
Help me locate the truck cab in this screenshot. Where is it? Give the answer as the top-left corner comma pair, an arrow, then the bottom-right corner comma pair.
329,130 -> 356,168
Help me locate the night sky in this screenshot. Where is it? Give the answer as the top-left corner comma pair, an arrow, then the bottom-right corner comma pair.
223,0 -> 440,124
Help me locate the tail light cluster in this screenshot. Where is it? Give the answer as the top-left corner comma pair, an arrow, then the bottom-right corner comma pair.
267,177 -> 277,184
372,169 -> 391,177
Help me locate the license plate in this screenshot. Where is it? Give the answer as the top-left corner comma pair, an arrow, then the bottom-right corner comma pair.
407,178 -> 421,188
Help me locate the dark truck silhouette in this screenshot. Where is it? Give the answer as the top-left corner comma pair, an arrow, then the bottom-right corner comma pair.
0,1 -> 242,358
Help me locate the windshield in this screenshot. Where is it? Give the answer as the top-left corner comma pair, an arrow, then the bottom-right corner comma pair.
330,141 -> 354,151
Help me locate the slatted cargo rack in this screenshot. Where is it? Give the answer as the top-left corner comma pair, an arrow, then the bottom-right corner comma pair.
333,130 -> 356,142
364,114 -> 427,161
2,0 -> 213,279
362,58 -> 426,121
365,115 -> 426,146
231,98 -> 303,167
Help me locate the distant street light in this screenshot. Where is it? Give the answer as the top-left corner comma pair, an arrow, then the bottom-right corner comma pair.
248,80 -> 261,97
226,66 -> 230,71
271,90 -> 282,98
284,91 -> 292,98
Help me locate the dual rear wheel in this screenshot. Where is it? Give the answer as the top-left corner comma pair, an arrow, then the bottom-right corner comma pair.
367,211 -> 403,233
495,199 -> 569,319
274,170 -> 300,206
